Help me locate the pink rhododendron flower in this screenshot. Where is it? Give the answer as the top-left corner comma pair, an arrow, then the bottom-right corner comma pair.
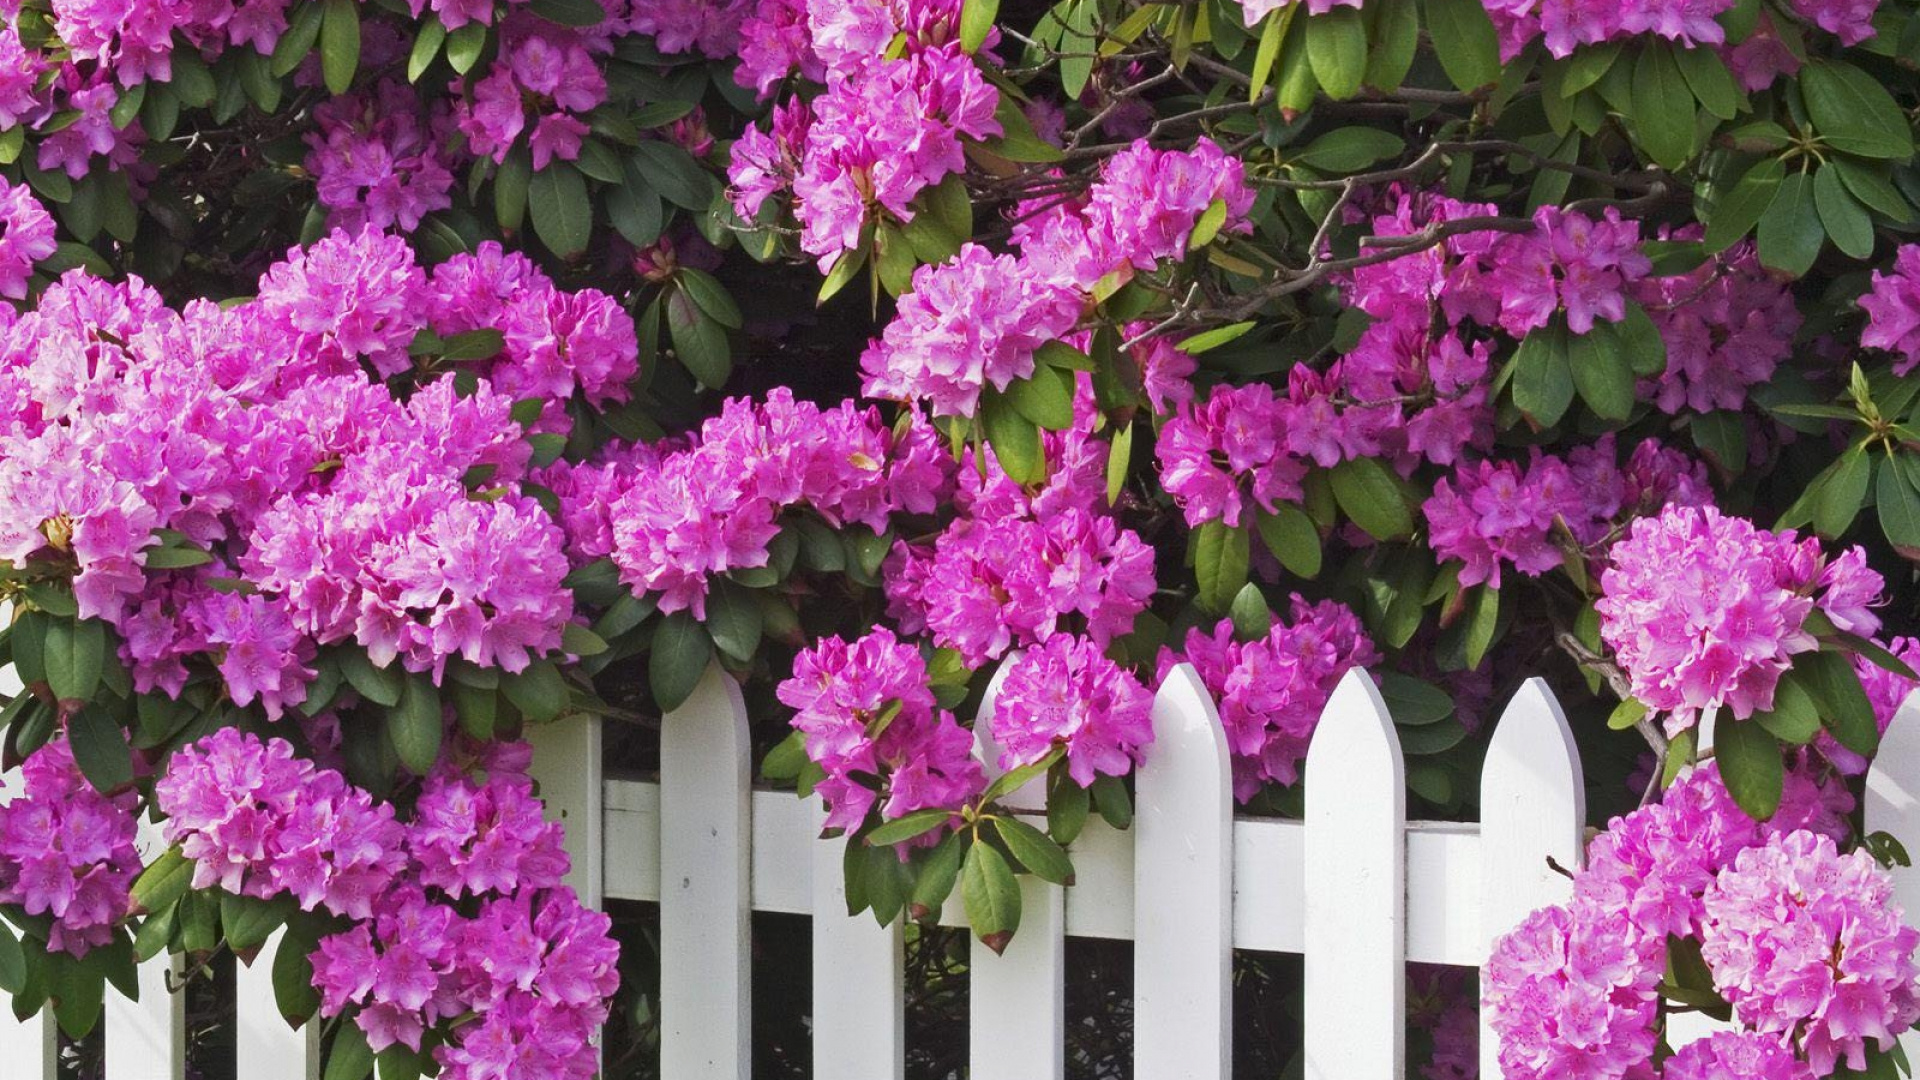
1861,244 -> 1920,375
0,739 -> 141,956
990,635 -> 1154,787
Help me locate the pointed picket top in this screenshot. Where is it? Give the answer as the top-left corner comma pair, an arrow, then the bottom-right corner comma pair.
1303,667 -> 1406,1080
1866,688 -> 1920,917
658,662 -> 752,1080
1479,678 -> 1585,1080
1133,661 -> 1232,1080
969,650 -> 1066,1080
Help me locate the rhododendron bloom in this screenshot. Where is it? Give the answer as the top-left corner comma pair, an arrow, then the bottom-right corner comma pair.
0,739 -> 141,956
990,635 -> 1154,786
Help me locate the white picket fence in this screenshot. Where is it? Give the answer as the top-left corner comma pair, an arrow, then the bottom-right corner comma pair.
6,659 -> 1920,1080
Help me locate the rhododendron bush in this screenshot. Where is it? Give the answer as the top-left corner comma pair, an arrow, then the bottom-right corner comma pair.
4,0 -> 1920,1071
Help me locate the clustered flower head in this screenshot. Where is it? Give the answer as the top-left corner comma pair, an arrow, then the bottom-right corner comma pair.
605,389 -> 952,617
1596,505 -> 1884,734
0,739 -> 141,956
0,226 -> 629,709
884,388 -> 1154,665
155,729 -> 616,1080
154,727 -> 408,919
1861,244 -> 1920,376
1157,598 -> 1379,801
1487,763 -> 1912,1080
778,627 -> 985,832
990,634 -> 1154,787
1633,235 -> 1801,413
454,14 -> 610,170
1424,435 -> 1711,590
306,80 -> 457,233
0,174 -> 55,299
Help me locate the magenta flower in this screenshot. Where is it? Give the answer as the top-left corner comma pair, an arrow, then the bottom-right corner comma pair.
991,635 -> 1154,787
0,739 -> 141,956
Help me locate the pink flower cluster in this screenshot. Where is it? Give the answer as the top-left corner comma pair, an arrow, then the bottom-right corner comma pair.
1486,763 -> 1906,1080
1702,830 -> 1920,1074
0,227 -> 633,710
860,243 -> 1082,417
884,388 -> 1155,665
306,80 -> 456,233
1833,637 -> 1920,774
0,174 -> 55,299
1235,0 -> 1359,29
455,15 -> 609,170
154,727 -> 407,919
604,390 -> 952,617
1861,244 -> 1920,376
1157,598 -> 1380,801
1424,436 -> 1711,589
1156,382 -> 1307,528
0,739 -> 141,956
158,729 -> 616,1080
778,628 -> 985,833
989,635 -> 1154,788
1596,505 -> 1884,734
1633,237 -> 1801,414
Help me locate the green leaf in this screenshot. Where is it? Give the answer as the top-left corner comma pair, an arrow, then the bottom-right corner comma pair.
1057,0 -> 1098,99
1754,674 -> 1822,744
677,268 -> 742,329
220,892 -> 292,952
51,955 -> 104,1040
1462,585 -> 1500,670
982,750 -> 1061,806
1330,457 -> 1413,540
1250,8 -> 1288,97
1803,650 -> 1880,756
529,0 -> 605,26
1833,157 -> 1915,223
632,141 -> 715,210
496,659 -> 563,724
325,1021 -> 376,1080
389,675 -> 444,776
1194,520 -> 1251,614
444,22 -> 487,75
272,1 -> 327,77
1715,716 -> 1784,821
1228,582 -> 1272,641
272,923 -> 320,1026
703,578 -> 763,663
340,649 -> 403,707
992,816 -> 1075,885
493,147 -> 531,233
1047,770 -> 1090,846
1090,774 -> 1132,829
1631,43 -> 1696,170
1290,127 -> 1406,172
529,162 -> 592,258
982,392 -> 1046,484
44,617 -> 105,702
1803,60 -> 1915,160
1512,323 -> 1575,427
406,18 -> 446,81
1815,165 -> 1876,259
959,0 -> 997,51
1176,321 -> 1257,354
1378,672 -> 1455,726
1007,366 -> 1077,431
666,287 -> 732,389
1421,0 -> 1500,91
1607,696 -> 1649,731
319,0 -> 361,94
866,809 -> 955,847
0,920 -> 23,995
130,847 -> 193,917
817,246 -> 867,305
1817,446 -> 1871,537
1363,0 -> 1419,91
650,612 -> 713,713
1705,156 -> 1784,255
1106,421 -> 1133,506
1305,7 -> 1367,100
1568,323 -> 1635,422
1880,454 -> 1920,557
1756,172 -> 1823,278
961,841 -> 1022,953
1254,503 -> 1322,579
1672,41 -> 1741,120
910,831 -> 966,920
67,706 -> 132,794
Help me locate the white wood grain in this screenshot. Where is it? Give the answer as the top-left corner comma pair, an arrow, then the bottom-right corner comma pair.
969,656 -> 1065,1080
1133,663 -> 1232,1080
232,932 -> 319,1080
1477,678 -> 1584,1080
0,664 -> 56,1080
658,663 -> 751,1080
1303,669 -> 1405,1080
811,797 -> 904,1080
106,817 -> 185,1080
526,712 -> 606,906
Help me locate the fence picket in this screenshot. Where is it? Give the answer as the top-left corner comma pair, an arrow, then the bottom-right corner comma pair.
970,657 -> 1065,1080
0,671 -> 55,1080
1477,678 -> 1585,1080
1304,668 -> 1406,1080
233,932 -> 320,1080
1867,690 -> 1920,919
527,713 -> 606,906
659,663 -> 752,1080
811,797 -> 905,1080
1133,663 -> 1232,1080
106,819 -> 184,1080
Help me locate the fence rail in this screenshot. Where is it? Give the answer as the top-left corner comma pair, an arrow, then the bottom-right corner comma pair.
5,661 -> 1920,1080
